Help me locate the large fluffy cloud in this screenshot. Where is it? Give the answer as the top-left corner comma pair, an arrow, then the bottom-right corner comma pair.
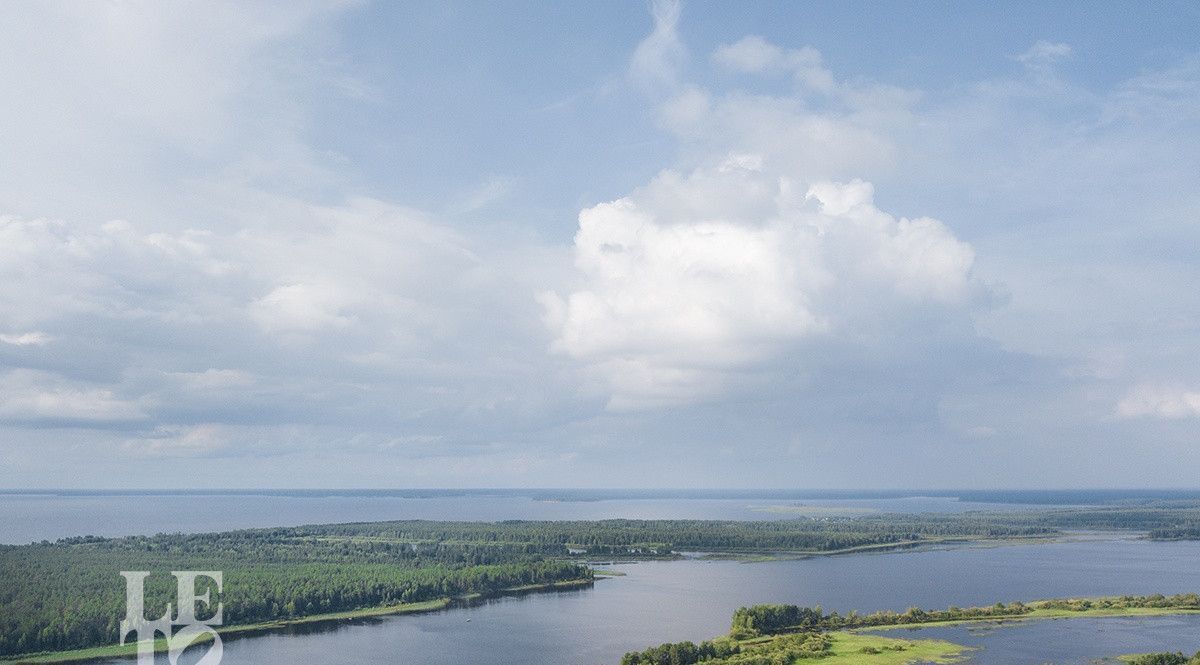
542,157 -> 980,409
539,16 -> 986,412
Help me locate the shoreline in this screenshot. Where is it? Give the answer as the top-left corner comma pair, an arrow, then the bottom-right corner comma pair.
0,578 -> 595,665
860,605 -> 1200,634
694,532 -> 1071,561
619,599 -> 1200,665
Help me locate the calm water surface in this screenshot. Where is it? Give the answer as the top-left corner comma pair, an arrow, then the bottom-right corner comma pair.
0,493 -> 1041,544
872,615 -> 1200,664
114,538 -> 1200,665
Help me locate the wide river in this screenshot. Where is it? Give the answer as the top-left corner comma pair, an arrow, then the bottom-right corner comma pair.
7,492 -> 1200,664
134,537 -> 1200,665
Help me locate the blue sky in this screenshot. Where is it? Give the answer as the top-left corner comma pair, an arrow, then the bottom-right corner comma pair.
1,1 -> 1198,489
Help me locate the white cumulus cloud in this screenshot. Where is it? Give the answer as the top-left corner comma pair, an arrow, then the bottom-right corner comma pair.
542,156 -> 980,409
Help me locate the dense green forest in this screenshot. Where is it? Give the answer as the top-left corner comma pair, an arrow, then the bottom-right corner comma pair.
0,530 -> 588,658
274,515 -> 1056,552
8,502 -> 1200,658
286,503 -> 1200,546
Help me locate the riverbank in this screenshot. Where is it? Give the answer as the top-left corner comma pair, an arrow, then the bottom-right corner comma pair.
620,595 -> 1200,665
863,602 -> 1200,633
695,532 -> 1072,562
0,578 -> 594,664
642,607 -> 1200,665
